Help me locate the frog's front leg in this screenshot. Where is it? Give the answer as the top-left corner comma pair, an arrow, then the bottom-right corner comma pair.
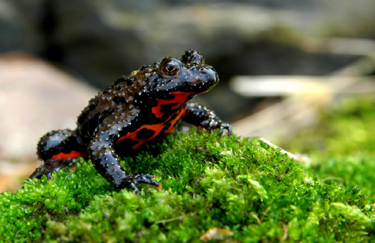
182,102 -> 232,134
88,127 -> 161,194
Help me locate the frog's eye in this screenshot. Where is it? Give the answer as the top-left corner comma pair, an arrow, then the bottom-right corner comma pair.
161,58 -> 180,75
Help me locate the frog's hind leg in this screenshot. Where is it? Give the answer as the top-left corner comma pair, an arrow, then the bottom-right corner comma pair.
30,129 -> 87,180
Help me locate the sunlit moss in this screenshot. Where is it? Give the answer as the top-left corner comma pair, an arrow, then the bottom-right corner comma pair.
1,128 -> 374,242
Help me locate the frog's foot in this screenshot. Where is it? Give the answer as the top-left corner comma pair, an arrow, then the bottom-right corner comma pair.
121,174 -> 161,194
200,119 -> 232,135
219,123 -> 232,135
29,159 -> 76,180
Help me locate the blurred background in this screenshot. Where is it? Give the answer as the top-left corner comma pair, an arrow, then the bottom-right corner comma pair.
1,0 -> 375,192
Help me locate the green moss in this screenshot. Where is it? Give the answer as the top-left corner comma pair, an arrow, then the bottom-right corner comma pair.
1,125 -> 375,242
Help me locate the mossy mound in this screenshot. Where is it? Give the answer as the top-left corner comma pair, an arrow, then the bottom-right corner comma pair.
1,126 -> 374,242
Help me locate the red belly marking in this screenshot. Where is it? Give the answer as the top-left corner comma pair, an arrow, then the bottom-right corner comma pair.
116,109 -> 186,150
152,91 -> 195,118
50,151 -> 87,160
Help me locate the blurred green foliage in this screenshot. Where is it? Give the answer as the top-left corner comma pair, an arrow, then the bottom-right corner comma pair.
280,94 -> 375,202
1,97 -> 375,242
281,95 -> 375,156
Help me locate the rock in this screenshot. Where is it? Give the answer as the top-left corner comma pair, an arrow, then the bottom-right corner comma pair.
0,54 -> 97,162
0,53 -> 98,192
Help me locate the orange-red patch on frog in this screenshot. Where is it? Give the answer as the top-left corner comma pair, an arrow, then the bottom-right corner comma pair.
152,91 -> 195,118
116,107 -> 187,150
50,151 -> 87,161
164,105 -> 187,134
116,124 -> 165,150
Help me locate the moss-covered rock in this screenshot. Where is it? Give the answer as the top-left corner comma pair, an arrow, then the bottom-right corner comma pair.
1,126 -> 374,242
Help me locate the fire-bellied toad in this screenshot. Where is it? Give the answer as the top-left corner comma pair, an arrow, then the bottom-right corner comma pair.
30,49 -> 232,194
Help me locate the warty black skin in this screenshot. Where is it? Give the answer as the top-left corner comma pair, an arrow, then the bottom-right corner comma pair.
30,49 -> 232,194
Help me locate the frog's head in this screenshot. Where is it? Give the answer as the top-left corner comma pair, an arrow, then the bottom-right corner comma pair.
131,50 -> 219,109
153,49 -> 219,95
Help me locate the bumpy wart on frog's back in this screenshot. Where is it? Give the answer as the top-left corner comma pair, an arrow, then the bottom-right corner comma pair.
30,49 -> 232,194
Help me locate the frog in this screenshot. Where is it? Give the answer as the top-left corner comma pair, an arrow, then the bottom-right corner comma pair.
30,49 -> 232,194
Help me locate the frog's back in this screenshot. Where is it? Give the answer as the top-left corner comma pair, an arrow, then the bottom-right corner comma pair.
76,77 -> 138,142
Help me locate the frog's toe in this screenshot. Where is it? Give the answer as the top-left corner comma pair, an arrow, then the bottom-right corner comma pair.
29,165 -> 54,180
129,182 -> 140,194
208,120 -> 219,130
219,123 -> 232,135
123,174 -> 161,194
29,158 -> 77,181
140,175 -> 162,189
201,119 -> 219,131
29,166 -> 44,179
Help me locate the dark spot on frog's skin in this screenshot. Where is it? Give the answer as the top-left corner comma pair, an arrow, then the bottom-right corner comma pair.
169,113 -> 178,121
117,138 -> 139,148
113,96 -> 126,104
155,103 -> 179,119
136,128 -> 156,140
31,49 -> 231,194
162,122 -> 172,132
